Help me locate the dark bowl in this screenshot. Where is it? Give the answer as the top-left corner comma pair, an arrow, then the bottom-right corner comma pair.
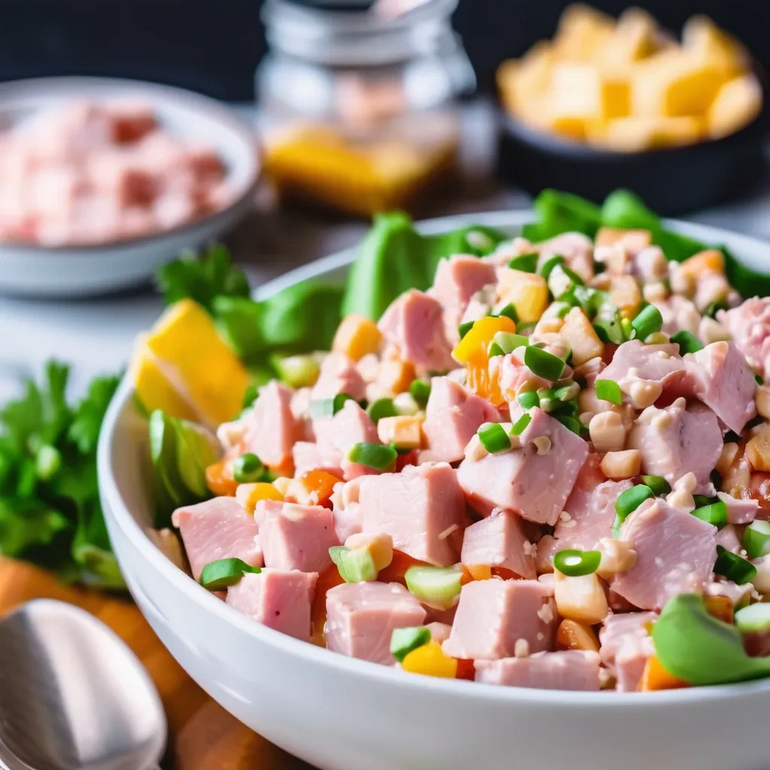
497,79 -> 770,216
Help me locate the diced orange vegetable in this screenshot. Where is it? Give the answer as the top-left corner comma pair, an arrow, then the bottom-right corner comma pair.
466,564 -> 493,581
639,655 -> 689,692
452,316 -> 516,365
679,249 -> 725,280
378,360 -> 416,395
401,642 -> 458,678
287,470 -> 343,506
240,482 -> 284,514
704,594 -> 734,624
206,459 -> 239,497
378,550 -> 425,585
747,426 -> 770,472
556,619 -> 601,652
332,314 -> 382,361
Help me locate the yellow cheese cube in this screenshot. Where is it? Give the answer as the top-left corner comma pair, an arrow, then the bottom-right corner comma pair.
708,74 -> 763,139
496,270 -> 548,323
598,7 -> 659,68
549,64 -> 630,121
598,115 -> 702,152
498,42 -> 555,113
377,415 -> 424,449
683,15 -> 748,77
332,314 -> 382,361
553,4 -> 615,62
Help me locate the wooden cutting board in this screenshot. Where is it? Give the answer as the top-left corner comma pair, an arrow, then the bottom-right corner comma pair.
0,557 -> 315,769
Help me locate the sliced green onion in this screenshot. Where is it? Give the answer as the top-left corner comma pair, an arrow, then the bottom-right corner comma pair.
671,330 -> 704,355
511,413 -> 532,436
404,565 -> 463,610
409,379 -> 431,407
478,422 -> 512,453
693,494 -> 715,508
554,549 -> 601,577
641,475 -> 671,496
517,390 -> 540,410
715,545 -> 757,585
233,452 -> 264,483
348,442 -> 397,471
756,374 -> 765,386
524,345 -> 566,381
329,545 -> 378,583
631,304 -> 663,341
508,252 -> 538,273
537,387 -> 556,413
551,381 -> 579,402
271,353 -> 321,388
494,303 -> 519,324
613,484 -> 654,536
390,626 -> 432,663
491,331 -> 529,354
555,414 -> 581,434
734,603 -> 770,634
367,398 -> 397,423
310,393 -> 354,419
458,321 -> 475,339
243,384 -> 259,409
595,379 -> 622,405
743,520 -> 770,558
691,500 -> 727,528
200,558 -> 261,590
593,306 -> 625,345
539,254 -> 564,279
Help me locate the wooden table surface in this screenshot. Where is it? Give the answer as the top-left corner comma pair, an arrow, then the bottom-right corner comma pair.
0,557 -> 315,769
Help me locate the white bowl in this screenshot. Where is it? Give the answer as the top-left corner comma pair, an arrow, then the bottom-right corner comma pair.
0,77 -> 260,298
98,212 -> 770,770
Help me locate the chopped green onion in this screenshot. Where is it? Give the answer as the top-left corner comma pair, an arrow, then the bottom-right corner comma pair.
537,387 -> 556,413
409,379 -> 431,407
693,495 -> 715,508
756,374 -> 765,386
390,626 -> 432,663
734,603 -> 770,634
367,398 -> 397,423
200,558 -> 261,590
714,545 -> 757,585
348,442 -> 397,471
478,422 -> 512,453
309,393 -> 354,419
551,381 -> 579,401
555,414 -> 581,434
491,331 -> 529,354
233,452 -> 264,483
671,330 -> 704,355
488,342 -> 505,357
494,303 -> 519,324
539,254 -> 564,279
271,354 -> 321,388
691,500 -> 727,528
524,345 -> 566,381
641,475 -> 671,496
511,413 -> 532,436
613,484 -> 654,536
458,321 -> 474,339
554,549 -> 601,577
743,520 -> 770,558
704,300 -> 728,319
517,390 -> 540,410
593,305 -> 625,345
595,379 -> 622,405
508,252 -> 538,273
405,565 -> 463,610
630,304 -> 663,341
329,545 -> 378,583
243,384 -> 259,409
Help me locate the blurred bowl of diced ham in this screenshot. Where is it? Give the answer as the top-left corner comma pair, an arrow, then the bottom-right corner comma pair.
0,77 -> 260,297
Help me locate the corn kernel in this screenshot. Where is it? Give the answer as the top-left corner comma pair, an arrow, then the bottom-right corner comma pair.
401,641 -> 458,678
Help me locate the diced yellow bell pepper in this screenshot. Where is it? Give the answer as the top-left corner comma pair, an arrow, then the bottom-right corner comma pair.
452,316 -> 516,365
466,564 -> 493,581
238,482 -> 284,514
401,641 -> 458,678
708,74 -> 763,140
332,314 -> 382,361
496,269 -> 549,323
142,299 -> 249,427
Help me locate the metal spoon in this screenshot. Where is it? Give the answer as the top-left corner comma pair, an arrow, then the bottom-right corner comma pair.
0,599 -> 166,770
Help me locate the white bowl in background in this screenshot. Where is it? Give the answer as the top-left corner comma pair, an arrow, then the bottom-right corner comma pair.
98,211 -> 770,770
0,77 -> 260,298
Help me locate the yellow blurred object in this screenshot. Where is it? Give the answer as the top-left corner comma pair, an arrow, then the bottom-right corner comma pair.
332,314 -> 382,361
496,269 -> 549,323
136,299 -> 249,427
683,15 -> 748,76
549,64 -> 630,121
451,315 -> 516,365
401,641 -> 458,678
598,115 -> 702,152
598,8 -> 660,69
553,4 -> 615,62
708,74 -> 763,139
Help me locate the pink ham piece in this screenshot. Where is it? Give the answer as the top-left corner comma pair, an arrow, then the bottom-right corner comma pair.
422,376 -> 500,463
612,499 -> 718,611
378,289 -> 455,372
430,255 -> 497,340
496,350 -> 551,401
325,582 -> 426,665
256,500 -> 339,573
240,381 -> 302,469
600,612 -> 657,692
226,570 -> 317,642
627,399 -> 722,492
171,497 -> 261,581
292,441 -> 342,477
715,524 -> 743,554
597,341 -> 684,391
311,352 -> 366,402
537,232 -> 594,282
475,650 -> 601,690
427,622 -> 453,644
352,463 -> 468,566
457,408 -> 589,526
442,579 -> 557,660
461,510 -> 536,579
719,297 -> 770,381
718,492 -> 758,525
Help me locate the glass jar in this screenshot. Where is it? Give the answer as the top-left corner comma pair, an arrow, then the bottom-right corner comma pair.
256,0 -> 476,216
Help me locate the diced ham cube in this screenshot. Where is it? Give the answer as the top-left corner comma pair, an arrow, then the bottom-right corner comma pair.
600,612 -> 657,692
427,622 -> 453,644
718,492 -> 758,525
353,463 -> 468,566
256,500 -> 339,573
325,582 -> 426,665
422,376 -> 500,463
106,100 -> 157,143
311,352 -> 366,402
226,570 -> 317,642
612,499 -> 718,611
171,497 -> 261,581
430,255 -> 497,340
497,350 -> 551,400
627,399 -> 722,493
597,341 -> 685,393
715,524 -> 743,553
655,295 -> 701,338
313,400 -> 380,480
87,151 -> 156,207
292,441 -> 342,477
537,232 -> 594,282
461,510 -> 536,579
457,408 -> 589,526
442,579 -> 557,660
240,381 -> 303,470
378,290 -> 455,372
474,650 -> 601,690
719,297 -> 770,382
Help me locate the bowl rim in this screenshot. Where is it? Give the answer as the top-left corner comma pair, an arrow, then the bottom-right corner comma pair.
0,76 -> 261,255
99,208 -> 770,706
